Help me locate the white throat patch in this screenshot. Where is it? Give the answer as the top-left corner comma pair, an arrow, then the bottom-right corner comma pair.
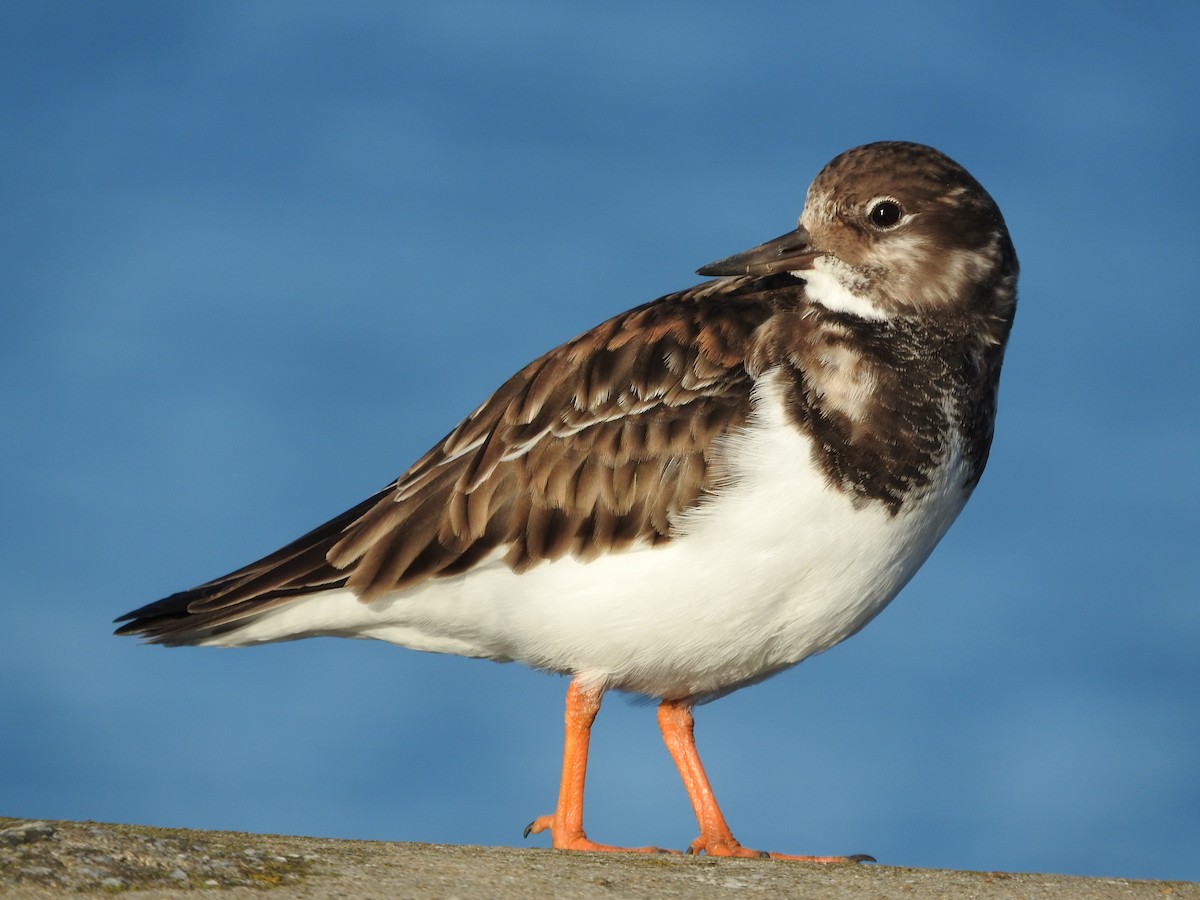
793,257 -> 889,321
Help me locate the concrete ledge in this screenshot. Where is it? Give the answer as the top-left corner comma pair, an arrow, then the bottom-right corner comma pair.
1,817 -> 1195,898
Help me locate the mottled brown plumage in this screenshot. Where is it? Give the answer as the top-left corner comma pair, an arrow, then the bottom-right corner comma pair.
116,138 -> 1016,662
115,141 -> 1019,862
116,276 -> 789,640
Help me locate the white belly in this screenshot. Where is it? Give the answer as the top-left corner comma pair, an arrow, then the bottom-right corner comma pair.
205,372 -> 971,700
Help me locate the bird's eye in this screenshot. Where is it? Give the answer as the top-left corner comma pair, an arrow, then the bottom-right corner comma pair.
868,198 -> 904,230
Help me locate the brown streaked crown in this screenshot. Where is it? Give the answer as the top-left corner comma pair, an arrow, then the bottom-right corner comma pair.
801,141 -> 1017,325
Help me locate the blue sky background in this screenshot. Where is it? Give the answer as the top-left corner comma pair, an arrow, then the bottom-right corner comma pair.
2,0 -> 1197,883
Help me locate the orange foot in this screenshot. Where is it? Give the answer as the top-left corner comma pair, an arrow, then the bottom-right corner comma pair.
523,816 -> 677,854
684,830 -> 874,862
659,699 -> 873,863
685,833 -> 768,858
526,682 -> 680,855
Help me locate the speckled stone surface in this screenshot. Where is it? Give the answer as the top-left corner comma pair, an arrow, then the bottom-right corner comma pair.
1,818 -> 1196,899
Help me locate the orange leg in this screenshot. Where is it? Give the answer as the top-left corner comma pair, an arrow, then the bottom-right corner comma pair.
525,680 -> 674,854
657,699 -> 873,862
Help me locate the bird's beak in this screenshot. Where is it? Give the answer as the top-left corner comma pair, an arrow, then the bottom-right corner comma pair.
696,225 -> 820,277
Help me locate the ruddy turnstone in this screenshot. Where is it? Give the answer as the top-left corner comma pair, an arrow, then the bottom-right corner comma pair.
117,141 -> 1018,861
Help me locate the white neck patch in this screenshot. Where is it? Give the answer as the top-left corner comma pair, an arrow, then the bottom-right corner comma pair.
793,257 -> 889,321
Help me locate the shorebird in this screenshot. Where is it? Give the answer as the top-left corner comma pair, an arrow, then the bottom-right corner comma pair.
117,141 -> 1018,861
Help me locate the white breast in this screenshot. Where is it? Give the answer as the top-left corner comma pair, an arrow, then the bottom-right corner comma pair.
204,370 -> 971,700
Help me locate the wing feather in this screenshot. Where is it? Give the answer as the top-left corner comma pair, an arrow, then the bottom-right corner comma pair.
116,275 -> 805,642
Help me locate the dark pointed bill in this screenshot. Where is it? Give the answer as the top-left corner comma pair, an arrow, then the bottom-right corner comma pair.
696,226 -> 821,277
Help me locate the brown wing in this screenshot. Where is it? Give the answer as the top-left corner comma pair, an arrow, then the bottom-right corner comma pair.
115,275 -> 801,642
